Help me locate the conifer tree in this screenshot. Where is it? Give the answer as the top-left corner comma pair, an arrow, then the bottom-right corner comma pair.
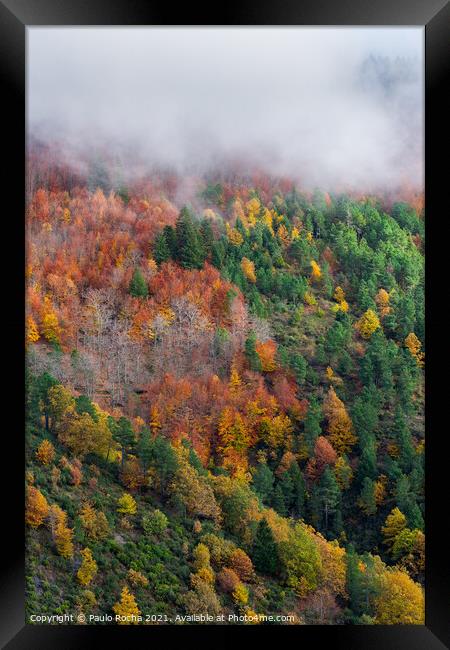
153,232 -> 171,265
129,268 -> 148,298
113,417 -> 135,470
244,331 -> 262,371
272,483 -> 287,516
175,206 -> 205,269
151,435 -> 178,496
359,477 -> 377,515
316,467 -> 341,533
288,461 -> 306,517
163,225 -> 177,257
393,408 -> 415,473
303,396 -> 322,453
252,462 -> 274,504
252,518 -> 279,575
200,218 -> 214,258
137,426 -> 153,472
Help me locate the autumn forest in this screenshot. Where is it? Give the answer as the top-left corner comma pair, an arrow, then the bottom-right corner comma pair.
25,138 -> 425,625
23,24 -> 428,626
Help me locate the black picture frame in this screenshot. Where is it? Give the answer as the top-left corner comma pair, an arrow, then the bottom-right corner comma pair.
1,1 -> 448,647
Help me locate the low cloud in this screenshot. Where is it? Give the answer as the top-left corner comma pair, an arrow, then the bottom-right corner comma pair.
27,27 -> 424,193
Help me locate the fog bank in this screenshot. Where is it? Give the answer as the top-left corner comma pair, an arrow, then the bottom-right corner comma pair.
28,27 -> 424,192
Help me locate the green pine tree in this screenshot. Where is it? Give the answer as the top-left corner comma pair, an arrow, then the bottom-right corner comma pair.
252,518 -> 279,576
163,225 -> 177,257
75,395 -> 98,422
288,461 -> 306,517
359,477 -> 377,516
244,331 -> 262,371
252,462 -> 274,504
153,232 -> 171,265
129,268 -> 148,298
150,435 -> 179,496
113,416 -> 136,469
136,426 -> 153,472
303,396 -> 322,453
29,372 -> 59,430
317,467 -> 341,533
200,218 -> 214,258
175,206 -> 205,269
272,483 -> 287,516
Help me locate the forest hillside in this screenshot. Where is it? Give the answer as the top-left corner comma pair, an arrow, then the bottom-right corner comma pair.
25,152 -> 425,625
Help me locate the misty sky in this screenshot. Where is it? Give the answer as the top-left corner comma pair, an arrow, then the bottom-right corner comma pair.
27,27 -> 424,191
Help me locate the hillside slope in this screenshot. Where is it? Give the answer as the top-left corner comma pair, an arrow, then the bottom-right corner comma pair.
25,173 -> 425,625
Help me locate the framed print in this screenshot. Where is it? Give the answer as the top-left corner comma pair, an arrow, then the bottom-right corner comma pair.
0,0 -> 448,647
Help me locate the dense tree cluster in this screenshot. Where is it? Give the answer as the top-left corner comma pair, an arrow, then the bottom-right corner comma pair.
26,159 -> 424,625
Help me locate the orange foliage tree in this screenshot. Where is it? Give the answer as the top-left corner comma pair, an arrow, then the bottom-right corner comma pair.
35,439 -> 55,465
255,340 -> 277,372
26,486 -> 49,528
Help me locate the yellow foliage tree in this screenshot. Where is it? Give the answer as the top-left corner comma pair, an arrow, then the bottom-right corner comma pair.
218,407 -> 251,454
374,475 -> 387,505
304,291 -> 317,306
374,569 -> 424,624
47,503 -> 67,537
79,502 -> 109,541
193,543 -> 211,571
228,363 -> 242,394
35,439 -> 55,465
355,309 -> 381,339
241,257 -> 256,283
260,414 -> 293,449
113,587 -> 141,625
77,548 -> 98,586
404,333 -> 424,367
226,223 -> 244,246
334,456 -> 353,490
41,297 -> 62,344
277,224 -> 290,247
315,536 -> 347,598
262,208 -> 275,234
58,411 -> 98,458
47,384 -> 76,431
26,486 -> 49,528
375,288 -> 391,317
149,406 -> 162,434
233,583 -> 249,606
334,286 -> 345,303
55,520 -> 74,559
333,287 -> 349,312
323,387 -> 356,454
117,493 -> 137,515
170,451 -> 222,524
310,260 -> 322,282
26,316 -> 40,344
382,507 -> 407,553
